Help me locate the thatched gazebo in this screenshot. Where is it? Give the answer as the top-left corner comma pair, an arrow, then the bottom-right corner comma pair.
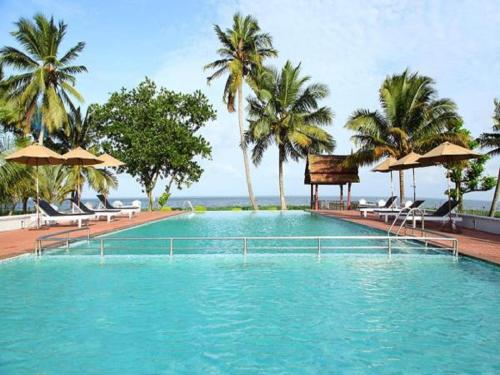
304,154 -> 360,210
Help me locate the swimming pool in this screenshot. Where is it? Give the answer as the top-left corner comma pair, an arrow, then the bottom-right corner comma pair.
46,211 -> 448,256
1,211 -> 499,373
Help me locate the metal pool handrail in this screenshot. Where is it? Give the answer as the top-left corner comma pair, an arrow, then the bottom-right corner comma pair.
36,230 -> 459,258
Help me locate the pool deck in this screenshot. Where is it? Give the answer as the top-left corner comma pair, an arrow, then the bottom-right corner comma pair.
0,211 -> 184,260
315,210 -> 500,265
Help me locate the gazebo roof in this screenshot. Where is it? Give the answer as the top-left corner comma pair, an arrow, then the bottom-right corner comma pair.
304,154 -> 360,185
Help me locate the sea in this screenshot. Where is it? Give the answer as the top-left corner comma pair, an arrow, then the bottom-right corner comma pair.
76,195 -> 493,211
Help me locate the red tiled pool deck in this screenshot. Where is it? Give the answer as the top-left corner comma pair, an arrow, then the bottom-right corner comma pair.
314,210 -> 500,265
0,211 -> 184,260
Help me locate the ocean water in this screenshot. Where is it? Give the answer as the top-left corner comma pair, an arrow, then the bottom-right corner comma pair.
1,211 -> 499,374
79,195 -> 493,210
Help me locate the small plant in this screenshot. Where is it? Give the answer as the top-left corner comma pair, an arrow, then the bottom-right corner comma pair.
264,205 -> 278,210
231,207 -> 243,211
194,205 -> 207,212
160,206 -> 172,211
158,192 -> 171,209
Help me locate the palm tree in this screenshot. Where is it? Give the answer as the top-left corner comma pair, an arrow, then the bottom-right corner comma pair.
478,99 -> 500,216
247,62 -> 335,210
0,13 -> 87,144
345,70 -> 462,202
0,134 -> 32,213
58,106 -> 117,198
205,13 -> 277,210
38,164 -> 72,204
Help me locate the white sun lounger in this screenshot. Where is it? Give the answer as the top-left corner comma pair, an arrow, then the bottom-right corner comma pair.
97,195 -> 140,219
38,200 -> 94,228
70,198 -> 119,223
359,196 -> 398,217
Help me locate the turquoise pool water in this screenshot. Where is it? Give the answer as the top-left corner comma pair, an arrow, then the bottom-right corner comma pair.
54,211 -> 437,255
1,211 -> 499,374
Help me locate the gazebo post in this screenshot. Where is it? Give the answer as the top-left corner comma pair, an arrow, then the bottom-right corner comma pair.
347,182 -> 352,210
339,184 -> 344,210
310,184 -> 314,209
314,184 -> 319,210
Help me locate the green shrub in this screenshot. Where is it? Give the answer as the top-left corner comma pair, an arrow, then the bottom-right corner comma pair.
158,192 -> 171,209
231,207 -> 243,211
160,206 -> 172,211
264,205 -> 278,210
194,205 -> 207,212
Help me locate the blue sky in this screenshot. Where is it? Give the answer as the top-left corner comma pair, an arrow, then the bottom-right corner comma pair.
1,0 -> 499,202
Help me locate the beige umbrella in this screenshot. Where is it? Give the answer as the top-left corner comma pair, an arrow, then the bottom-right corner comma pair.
389,152 -> 430,202
418,141 -> 482,164
5,144 -> 65,228
417,142 -> 482,226
96,153 -> 125,168
95,153 -> 125,198
63,147 -> 103,205
372,157 -> 397,197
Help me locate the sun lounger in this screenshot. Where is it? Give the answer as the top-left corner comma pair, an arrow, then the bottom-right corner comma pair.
377,200 -> 426,222
359,196 -> 398,217
391,200 -> 462,229
96,194 -> 140,218
38,200 -> 94,228
70,198 -> 119,223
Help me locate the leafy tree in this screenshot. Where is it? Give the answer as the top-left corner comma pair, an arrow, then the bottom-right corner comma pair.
247,62 -> 335,209
205,13 -> 277,210
345,69 -> 462,202
478,99 -> 500,216
0,13 -> 87,144
447,121 -> 496,210
92,79 -> 215,210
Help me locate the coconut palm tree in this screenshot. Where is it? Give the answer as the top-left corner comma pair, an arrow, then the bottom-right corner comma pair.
59,106 -> 117,198
0,13 -> 87,144
345,70 -> 462,202
205,13 -> 277,210
247,62 -> 335,210
478,99 -> 500,216
0,134 -> 32,213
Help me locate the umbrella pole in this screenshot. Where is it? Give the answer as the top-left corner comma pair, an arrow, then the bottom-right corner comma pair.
36,164 -> 40,229
77,164 -> 81,208
390,171 -> 394,197
412,168 -> 416,202
446,168 -> 453,228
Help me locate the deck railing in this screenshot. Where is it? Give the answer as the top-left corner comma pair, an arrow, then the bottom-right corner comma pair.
35,228 -> 459,258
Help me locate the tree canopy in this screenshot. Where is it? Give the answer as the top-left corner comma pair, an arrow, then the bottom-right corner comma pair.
0,13 -> 87,144
92,78 -> 216,210
345,69 -> 463,201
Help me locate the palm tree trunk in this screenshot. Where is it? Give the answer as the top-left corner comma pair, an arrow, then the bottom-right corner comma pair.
488,168 -> 500,217
237,84 -> 258,210
38,125 -> 44,145
398,170 -> 405,204
456,180 -> 463,211
278,145 -> 287,210
22,197 -> 28,213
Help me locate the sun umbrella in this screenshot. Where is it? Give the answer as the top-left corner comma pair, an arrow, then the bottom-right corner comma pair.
389,152 -> 429,202
96,153 -> 125,168
417,142 -> 482,227
372,157 -> 397,198
63,147 -> 103,205
95,153 -> 125,199
5,144 -> 65,228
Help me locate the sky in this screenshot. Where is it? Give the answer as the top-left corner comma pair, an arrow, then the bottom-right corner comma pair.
1,0 -> 499,202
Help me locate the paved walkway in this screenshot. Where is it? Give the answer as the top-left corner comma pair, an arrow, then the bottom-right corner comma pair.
0,211 -> 183,260
315,210 -> 500,265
